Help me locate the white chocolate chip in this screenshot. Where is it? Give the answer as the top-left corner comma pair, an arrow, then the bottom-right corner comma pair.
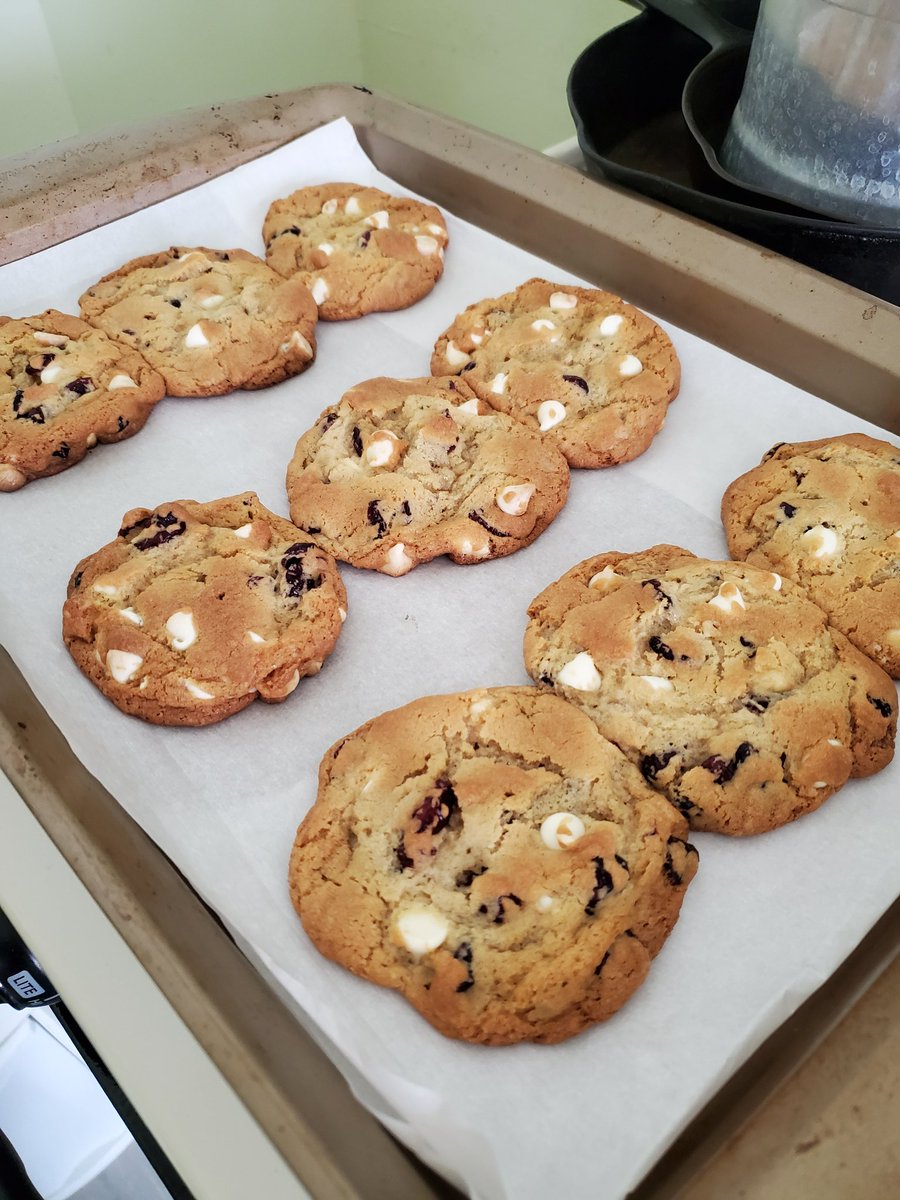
770,572 -> 783,591
321,197 -> 338,215
469,696 -> 492,716
183,680 -> 214,700
118,607 -> 143,626
540,812 -> 586,850
106,649 -> 142,684
814,781 -> 829,789
317,242 -> 334,256
396,908 -> 448,956
279,329 -> 313,356
639,675 -> 673,691
184,323 -> 209,349
445,340 -> 470,367
281,669 -> 301,696
40,363 -> 62,384
619,354 -> 643,377
345,196 -> 363,215
427,223 -> 444,236
456,538 -> 491,559
531,319 -> 556,331
549,292 -> 577,310
536,895 -> 554,912
456,397 -> 480,415
365,431 -> 401,469
557,651 -> 602,691
537,400 -> 566,431
490,372 -> 508,395
311,277 -> 330,306
108,373 -> 137,389
0,464 -> 27,491
199,293 -> 224,308
92,582 -> 119,597
384,543 -> 413,576
598,314 -> 624,336
827,739 -> 842,747
338,606 -> 347,623
800,524 -> 839,558
589,565 -> 620,589
415,235 -> 439,255
709,581 -> 746,613
85,433 -> 97,448
496,483 -> 535,516
367,210 -> 390,229
887,629 -> 900,645
165,610 -> 197,651
34,330 -> 67,346
233,523 -> 253,538
247,630 -> 265,644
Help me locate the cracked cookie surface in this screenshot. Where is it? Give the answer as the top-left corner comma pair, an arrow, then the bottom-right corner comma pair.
430,278 -> 679,468
722,434 -> 900,678
79,246 -> 316,397
0,310 -> 164,491
285,375 -> 570,575
289,686 -> 697,1045
63,492 -> 346,726
263,183 -> 447,320
524,545 -> 896,835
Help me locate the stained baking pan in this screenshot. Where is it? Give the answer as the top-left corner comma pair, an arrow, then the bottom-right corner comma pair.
1,85 -> 899,1200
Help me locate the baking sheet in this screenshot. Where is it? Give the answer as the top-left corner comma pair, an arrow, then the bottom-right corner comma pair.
1,117 -> 898,1200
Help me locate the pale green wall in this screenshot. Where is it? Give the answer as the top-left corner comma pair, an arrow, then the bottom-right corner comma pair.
1,0 -> 628,159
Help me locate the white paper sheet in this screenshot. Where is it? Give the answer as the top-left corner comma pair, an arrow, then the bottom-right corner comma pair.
1,118 -> 897,1200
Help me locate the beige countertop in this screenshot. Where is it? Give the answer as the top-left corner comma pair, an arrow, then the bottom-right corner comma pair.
2,90 -> 898,1200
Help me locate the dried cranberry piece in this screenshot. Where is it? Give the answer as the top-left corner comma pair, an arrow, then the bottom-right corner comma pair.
594,949 -> 611,976
322,411 -> 338,431
396,840 -> 413,871
640,750 -> 675,782
562,374 -> 589,392
490,894 -> 522,925
72,570 -> 83,589
461,361 -> 476,372
649,636 -> 674,660
702,741 -> 755,784
247,575 -> 264,588
358,230 -> 371,248
762,442 -> 785,460
456,866 -> 486,889
585,857 -> 614,916
16,406 -> 45,424
118,515 -> 152,538
24,353 -> 54,379
468,509 -> 510,538
792,469 -> 806,485
351,426 -> 363,456
671,793 -> 701,817
67,376 -> 94,396
134,519 -> 187,550
168,298 -> 181,308
641,579 -> 673,609
614,854 -> 629,872
52,443 -> 70,459
413,780 -> 458,834
453,942 -> 475,992
745,694 -> 769,714
12,389 -> 23,412
367,500 -> 387,538
155,512 -> 180,527
779,501 -> 797,518
401,500 -> 411,518
868,694 -> 893,718
663,836 -> 698,886
539,673 -> 554,686
117,416 -> 129,432
281,543 -> 322,596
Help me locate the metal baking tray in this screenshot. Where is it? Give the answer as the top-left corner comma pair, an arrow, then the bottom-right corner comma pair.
1,84 -> 898,1199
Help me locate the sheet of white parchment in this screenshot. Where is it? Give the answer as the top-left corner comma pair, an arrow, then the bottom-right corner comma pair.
1,118 -> 897,1200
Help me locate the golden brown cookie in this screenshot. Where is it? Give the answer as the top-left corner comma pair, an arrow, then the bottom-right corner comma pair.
285,375 -> 570,575
524,545 -> 896,836
79,246 -> 316,397
263,183 -> 447,320
722,434 -> 900,677
0,310 -> 164,491
63,492 -> 346,726
431,278 -> 679,468
289,687 -> 697,1045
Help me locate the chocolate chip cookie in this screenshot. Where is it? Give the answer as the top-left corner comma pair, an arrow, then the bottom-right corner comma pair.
524,545 -> 896,835
263,184 -> 447,320
0,310 -> 164,491
79,247 -> 317,397
285,375 -> 570,575
63,492 -> 346,726
430,278 -> 679,468
289,686 -> 697,1045
722,434 -> 900,678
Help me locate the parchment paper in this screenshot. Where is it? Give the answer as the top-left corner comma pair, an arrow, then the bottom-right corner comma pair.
1,118 -> 897,1200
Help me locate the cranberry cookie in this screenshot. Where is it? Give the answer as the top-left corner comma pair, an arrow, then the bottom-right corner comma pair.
79,247 -> 316,397
524,545 -> 896,835
263,184 -> 447,320
289,687 -> 697,1045
285,375 -> 569,575
722,434 -> 900,678
63,492 -> 346,726
0,310 -> 164,491
431,278 -> 679,468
